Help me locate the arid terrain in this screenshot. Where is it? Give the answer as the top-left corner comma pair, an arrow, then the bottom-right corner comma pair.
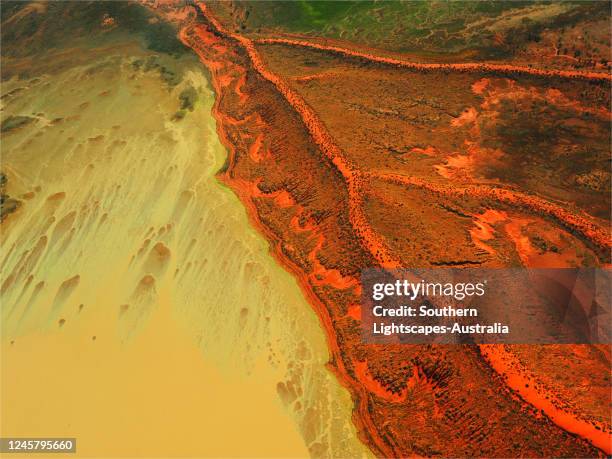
1,2 -> 369,457
2,1 -> 611,458
150,1 -> 610,457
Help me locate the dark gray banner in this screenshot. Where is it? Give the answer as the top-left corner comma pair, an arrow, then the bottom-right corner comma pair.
361,268 -> 611,344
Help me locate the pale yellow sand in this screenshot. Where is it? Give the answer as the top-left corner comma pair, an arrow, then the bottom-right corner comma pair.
0,45 -> 370,458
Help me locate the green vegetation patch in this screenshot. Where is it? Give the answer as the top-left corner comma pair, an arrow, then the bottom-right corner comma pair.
179,86 -> 198,111
231,0 -> 608,58
1,115 -> 35,133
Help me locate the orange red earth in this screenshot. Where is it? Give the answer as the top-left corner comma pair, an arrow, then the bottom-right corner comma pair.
255,37 -> 612,83
148,1 -> 611,456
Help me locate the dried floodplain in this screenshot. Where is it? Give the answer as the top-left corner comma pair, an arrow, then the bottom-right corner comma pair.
0,40 -> 371,458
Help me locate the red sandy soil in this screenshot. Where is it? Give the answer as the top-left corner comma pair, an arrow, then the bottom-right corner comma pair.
375,172 -> 610,253
254,36 -> 612,83
480,345 -> 611,453
145,1 -> 611,457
